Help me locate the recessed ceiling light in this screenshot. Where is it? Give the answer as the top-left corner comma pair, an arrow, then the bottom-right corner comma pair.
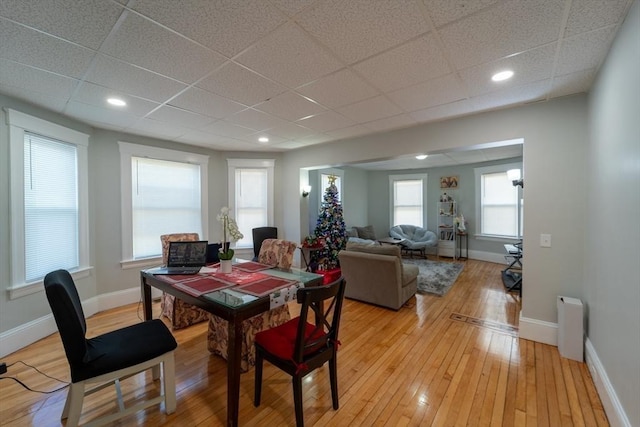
258,136 -> 269,143
107,97 -> 126,107
492,70 -> 514,82
416,154 -> 428,160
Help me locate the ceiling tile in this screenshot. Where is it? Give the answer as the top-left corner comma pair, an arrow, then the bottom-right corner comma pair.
125,117 -> 191,140
200,120 -> 256,139
225,108 -> 282,132
176,131 -> 255,150
470,80 -> 551,111
0,0 -> 123,50
564,0 -> 631,37
101,13 -> 227,84
326,124 -> 372,140
65,101 -> 140,129
196,61 -> 286,107
296,0 -> 429,64
296,111 -> 356,133
261,120 -> 315,140
388,74 -> 467,112
439,0 -> 565,69
424,0 -> 500,28
0,59 -> 78,99
409,98 -> 475,123
148,105 -> 215,130
0,83 -> 68,111
235,22 -> 343,88
337,95 -> 404,123
72,82 -> 160,117
556,26 -> 618,75
0,18 -> 95,78
85,55 -> 187,103
353,33 -> 450,93
269,0 -> 317,17
168,87 -> 246,119
255,91 -> 327,121
550,69 -> 595,98
131,0 -> 287,57
296,68 -> 379,109
363,114 -> 417,133
459,44 -> 557,97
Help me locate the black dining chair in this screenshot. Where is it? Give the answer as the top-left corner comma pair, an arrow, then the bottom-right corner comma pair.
254,277 -> 346,427
44,269 -> 178,426
252,226 -> 278,261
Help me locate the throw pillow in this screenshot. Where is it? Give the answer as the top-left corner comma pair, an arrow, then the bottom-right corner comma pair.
354,225 -> 376,240
345,228 -> 358,238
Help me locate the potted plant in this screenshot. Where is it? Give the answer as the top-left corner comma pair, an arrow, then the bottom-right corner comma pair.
217,206 -> 243,272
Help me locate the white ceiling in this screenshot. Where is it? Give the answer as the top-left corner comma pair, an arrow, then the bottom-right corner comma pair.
0,0 -> 633,162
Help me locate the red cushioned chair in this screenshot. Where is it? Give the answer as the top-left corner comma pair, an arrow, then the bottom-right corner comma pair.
253,277 -> 346,427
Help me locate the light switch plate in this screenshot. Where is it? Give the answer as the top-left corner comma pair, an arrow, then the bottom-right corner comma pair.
540,234 -> 551,247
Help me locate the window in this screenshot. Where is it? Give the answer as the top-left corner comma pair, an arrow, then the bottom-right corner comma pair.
320,169 -> 343,203
475,163 -> 523,239
7,108 -> 89,297
120,142 -> 209,263
389,174 -> 427,227
227,159 -> 274,249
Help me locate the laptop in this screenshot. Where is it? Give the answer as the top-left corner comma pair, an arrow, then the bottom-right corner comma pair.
149,241 -> 209,275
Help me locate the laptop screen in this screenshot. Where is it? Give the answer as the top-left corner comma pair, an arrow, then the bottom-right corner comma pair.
167,241 -> 208,267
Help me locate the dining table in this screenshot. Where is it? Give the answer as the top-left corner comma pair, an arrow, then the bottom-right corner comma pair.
140,260 -> 323,427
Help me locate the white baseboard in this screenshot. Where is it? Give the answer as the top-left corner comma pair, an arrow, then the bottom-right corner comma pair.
518,313 -> 558,345
0,286 -> 143,358
467,249 -> 510,265
585,339 -> 632,427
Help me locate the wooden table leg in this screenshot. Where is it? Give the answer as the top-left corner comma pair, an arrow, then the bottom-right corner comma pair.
227,316 -> 243,427
140,274 -> 152,321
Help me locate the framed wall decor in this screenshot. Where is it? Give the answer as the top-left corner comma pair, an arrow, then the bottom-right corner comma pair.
440,175 -> 459,189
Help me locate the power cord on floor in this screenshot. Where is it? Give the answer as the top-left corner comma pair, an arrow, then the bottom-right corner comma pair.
0,360 -> 69,394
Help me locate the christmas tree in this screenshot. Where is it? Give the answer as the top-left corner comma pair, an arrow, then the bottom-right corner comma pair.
313,175 -> 347,269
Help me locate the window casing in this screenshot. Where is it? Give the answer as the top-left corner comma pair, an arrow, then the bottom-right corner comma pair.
475,162 -> 523,239
319,169 -> 343,203
120,142 -> 209,264
7,108 -> 90,298
389,174 -> 428,227
227,159 -> 274,249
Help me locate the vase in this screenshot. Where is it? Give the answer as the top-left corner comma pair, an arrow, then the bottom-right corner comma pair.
219,259 -> 232,273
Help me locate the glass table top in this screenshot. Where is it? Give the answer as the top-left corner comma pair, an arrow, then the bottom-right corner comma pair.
201,261 -> 323,308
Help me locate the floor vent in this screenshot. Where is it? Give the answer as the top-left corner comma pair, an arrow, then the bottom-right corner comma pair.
450,312 -> 519,337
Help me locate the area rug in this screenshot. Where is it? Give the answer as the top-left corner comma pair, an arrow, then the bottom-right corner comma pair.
402,259 -> 464,296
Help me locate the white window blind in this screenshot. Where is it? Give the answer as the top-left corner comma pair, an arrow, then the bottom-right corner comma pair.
23,132 -> 79,281
481,171 -> 519,236
132,157 -> 202,258
392,179 -> 423,227
234,168 -> 268,247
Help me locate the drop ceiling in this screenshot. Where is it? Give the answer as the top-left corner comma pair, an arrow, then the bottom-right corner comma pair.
0,0 -> 633,158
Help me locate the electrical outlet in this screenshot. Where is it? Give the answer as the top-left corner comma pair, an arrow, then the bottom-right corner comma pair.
540,234 -> 551,247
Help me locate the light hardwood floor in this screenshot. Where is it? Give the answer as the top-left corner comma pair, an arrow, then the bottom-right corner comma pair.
0,259 -> 608,426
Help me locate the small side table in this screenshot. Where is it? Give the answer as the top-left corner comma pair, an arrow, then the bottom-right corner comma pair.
299,246 -> 324,271
456,232 -> 468,260
377,237 -> 405,246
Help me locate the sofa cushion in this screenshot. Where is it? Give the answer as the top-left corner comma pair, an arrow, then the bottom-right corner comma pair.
348,237 -> 376,245
346,241 -> 400,257
354,225 -> 377,240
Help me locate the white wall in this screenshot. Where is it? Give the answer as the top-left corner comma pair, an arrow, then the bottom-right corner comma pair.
585,1 -> 640,425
